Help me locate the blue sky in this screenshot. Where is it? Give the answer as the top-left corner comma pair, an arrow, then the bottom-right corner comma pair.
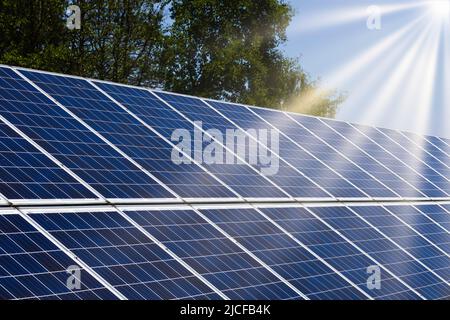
283,0 -> 450,138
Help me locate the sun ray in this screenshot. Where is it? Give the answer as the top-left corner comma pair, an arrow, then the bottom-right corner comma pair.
349,17 -> 436,130
291,2 -> 425,34
286,15 -> 426,115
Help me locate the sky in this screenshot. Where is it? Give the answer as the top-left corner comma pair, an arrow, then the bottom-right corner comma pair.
283,0 -> 450,138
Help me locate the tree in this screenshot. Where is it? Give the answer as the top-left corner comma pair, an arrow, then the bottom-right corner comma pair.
163,0 -> 342,116
65,0 -> 167,86
0,0 -> 69,71
0,0 -> 342,117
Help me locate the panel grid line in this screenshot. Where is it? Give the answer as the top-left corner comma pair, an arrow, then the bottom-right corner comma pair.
352,124 -> 449,199
201,99 -> 339,200
189,207 -> 309,300
147,90 -> 293,201
344,206 -> 450,292
13,68 -> 181,202
88,80 -> 243,202
16,209 -> 126,300
317,118 -> 428,199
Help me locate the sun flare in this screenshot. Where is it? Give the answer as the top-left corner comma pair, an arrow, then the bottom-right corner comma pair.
428,1 -> 450,20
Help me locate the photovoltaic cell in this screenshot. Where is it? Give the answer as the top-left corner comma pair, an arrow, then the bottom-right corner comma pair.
283,111 -> 405,198
378,128 -> 450,196
0,213 -> 117,300
0,120 -> 95,201
425,135 -> 450,157
383,205 -> 450,256
125,209 -> 301,300
2,67 -> 172,200
206,101 -> 343,199
402,131 -> 450,173
242,105 -> 372,198
0,69 -> 98,201
18,71 -> 235,200
418,204 -> 450,232
290,116 -> 424,198
200,207 -> 370,300
94,84 -> 287,199
343,205 -> 450,299
317,119 -> 424,198
351,125 -> 448,198
322,118 -> 443,199
30,210 -> 220,300
153,91 -> 323,199
258,206 -> 420,300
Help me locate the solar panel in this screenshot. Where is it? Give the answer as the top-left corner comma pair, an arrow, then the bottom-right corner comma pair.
0,211 -> 118,300
427,136 -> 450,157
382,205 -> 450,255
284,115 -> 425,199
208,100 -> 397,199
0,67 -> 174,201
153,91 -> 330,200
92,84 -> 289,200
0,69 -> 101,203
2,66 -> 450,301
123,208 -> 302,300
0,120 -> 97,203
28,209 -> 221,300
255,206 -> 421,300
415,205 -> 450,232
350,124 -> 448,198
339,205 -> 450,299
17,70 -> 237,202
199,206 -> 375,300
315,118 -> 426,199
377,128 -> 450,196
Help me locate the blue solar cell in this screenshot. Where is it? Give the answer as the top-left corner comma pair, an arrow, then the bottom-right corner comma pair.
350,206 -> 450,299
0,67 -> 173,200
152,91 -> 326,199
257,206 -> 420,300
384,205 -> 450,255
125,209 -> 301,300
30,210 -> 221,300
327,120 -> 444,198
317,119 -> 425,198
0,120 -> 95,201
240,105 -> 371,199
403,132 -> 450,162
93,84 -> 287,199
18,71 -> 235,200
414,205 -> 450,233
379,129 -> 450,196
0,213 -> 117,300
204,101 -> 342,199
200,207 -> 371,300
212,101 -> 399,199
351,125 -> 448,198
287,116 -> 426,199
426,136 -> 450,156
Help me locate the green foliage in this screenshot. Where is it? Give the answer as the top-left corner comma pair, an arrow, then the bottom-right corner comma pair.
0,0 -> 342,117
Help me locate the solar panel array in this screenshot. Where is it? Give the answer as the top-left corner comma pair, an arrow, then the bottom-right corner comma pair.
0,65 -> 449,300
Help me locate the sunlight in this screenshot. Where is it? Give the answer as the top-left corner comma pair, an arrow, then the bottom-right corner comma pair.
428,1 -> 450,20
286,15 -> 425,115
292,2 -> 424,33
289,1 -> 450,138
